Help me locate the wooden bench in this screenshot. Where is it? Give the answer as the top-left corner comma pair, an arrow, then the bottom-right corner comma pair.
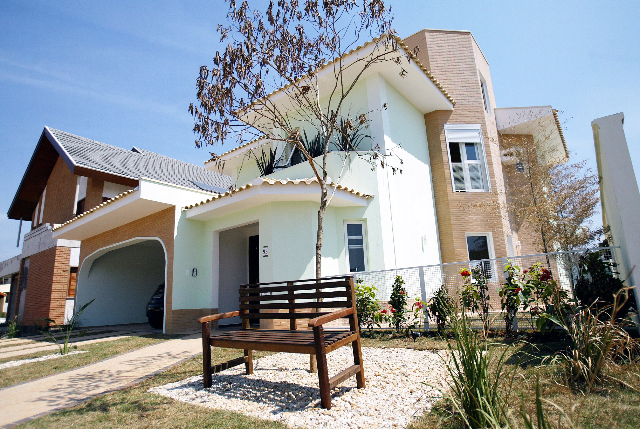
198,276 -> 365,409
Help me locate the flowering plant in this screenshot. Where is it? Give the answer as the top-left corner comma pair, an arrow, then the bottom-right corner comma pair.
354,280 -> 382,333
388,275 -> 408,332
460,266 -> 491,337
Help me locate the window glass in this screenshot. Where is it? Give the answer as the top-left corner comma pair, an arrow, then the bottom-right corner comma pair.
449,143 -> 462,163
76,198 -> 85,216
467,236 -> 490,261
452,165 -> 465,191
468,164 -> 484,189
465,143 -> 478,161
346,223 -> 366,272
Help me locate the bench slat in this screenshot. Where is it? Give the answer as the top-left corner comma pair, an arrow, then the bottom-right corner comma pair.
240,275 -> 351,288
240,281 -> 350,295
239,290 -> 351,302
239,301 -> 349,310
240,312 -> 329,320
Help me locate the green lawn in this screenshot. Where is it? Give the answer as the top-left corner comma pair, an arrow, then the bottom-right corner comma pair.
18,348 -> 285,429
0,333 -> 180,388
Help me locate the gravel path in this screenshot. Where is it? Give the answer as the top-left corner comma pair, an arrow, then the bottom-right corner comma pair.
150,347 -> 450,428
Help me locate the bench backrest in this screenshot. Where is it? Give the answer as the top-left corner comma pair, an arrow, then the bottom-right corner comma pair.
238,276 -> 357,330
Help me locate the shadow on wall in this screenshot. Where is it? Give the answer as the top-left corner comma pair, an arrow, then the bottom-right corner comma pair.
76,240 -> 166,327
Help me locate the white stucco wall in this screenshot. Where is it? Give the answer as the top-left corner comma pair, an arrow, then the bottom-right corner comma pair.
593,113 -> 640,314
171,73 -> 443,311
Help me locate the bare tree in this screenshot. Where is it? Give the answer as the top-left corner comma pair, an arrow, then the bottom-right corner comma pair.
189,0 -> 410,278
501,134 -> 600,253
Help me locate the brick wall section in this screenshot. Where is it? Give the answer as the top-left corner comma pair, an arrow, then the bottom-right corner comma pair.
405,30 -> 512,263
41,157 -> 77,226
173,308 -> 218,332
22,246 -> 70,325
77,207 -> 188,332
85,177 -> 104,213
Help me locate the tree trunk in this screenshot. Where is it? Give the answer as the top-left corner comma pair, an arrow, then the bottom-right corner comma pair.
310,181 -> 329,374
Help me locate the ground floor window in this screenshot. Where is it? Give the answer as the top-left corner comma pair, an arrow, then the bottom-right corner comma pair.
466,234 -> 495,279
345,222 -> 367,272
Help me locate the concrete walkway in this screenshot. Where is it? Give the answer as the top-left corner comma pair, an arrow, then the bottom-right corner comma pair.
0,333 -> 202,428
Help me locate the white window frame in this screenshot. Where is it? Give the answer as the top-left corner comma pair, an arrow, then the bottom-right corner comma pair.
344,221 -> 368,273
444,124 -> 491,193
479,72 -> 491,114
465,232 -> 497,281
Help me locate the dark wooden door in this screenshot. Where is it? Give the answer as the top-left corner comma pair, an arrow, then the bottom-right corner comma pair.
248,235 -> 260,325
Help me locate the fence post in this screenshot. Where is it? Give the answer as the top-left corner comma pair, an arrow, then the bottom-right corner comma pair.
419,266 -> 429,332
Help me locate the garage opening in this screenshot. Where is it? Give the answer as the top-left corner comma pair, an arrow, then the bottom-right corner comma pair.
76,238 -> 167,329
218,223 -> 259,326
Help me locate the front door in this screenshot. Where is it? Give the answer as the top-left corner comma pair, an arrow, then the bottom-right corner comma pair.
248,235 -> 259,284
248,235 -> 260,325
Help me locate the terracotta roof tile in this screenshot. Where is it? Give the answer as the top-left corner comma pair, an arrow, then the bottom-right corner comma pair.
184,177 -> 371,210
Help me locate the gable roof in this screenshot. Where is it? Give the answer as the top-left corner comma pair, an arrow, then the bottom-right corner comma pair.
8,127 -> 232,220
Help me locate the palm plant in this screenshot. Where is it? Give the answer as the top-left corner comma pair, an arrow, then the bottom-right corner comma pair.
41,299 -> 94,355
333,117 -> 369,152
253,147 -> 278,176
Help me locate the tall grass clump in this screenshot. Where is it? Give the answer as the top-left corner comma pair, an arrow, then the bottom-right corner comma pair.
543,287 -> 638,392
443,310 -> 514,428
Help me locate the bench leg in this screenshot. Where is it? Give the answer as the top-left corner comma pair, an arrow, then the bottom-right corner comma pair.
309,354 -> 317,373
244,349 -> 253,375
202,322 -> 212,388
352,337 -> 365,389
313,326 -> 331,409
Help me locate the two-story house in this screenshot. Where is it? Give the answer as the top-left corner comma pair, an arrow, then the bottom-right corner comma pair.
2,29 -> 566,333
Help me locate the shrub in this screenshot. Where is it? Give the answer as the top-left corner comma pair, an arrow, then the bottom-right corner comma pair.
460,266 -> 491,338
354,280 -> 381,333
499,264 -> 530,336
388,275 -> 407,333
3,316 -> 22,338
429,285 -> 454,336
574,251 -> 635,318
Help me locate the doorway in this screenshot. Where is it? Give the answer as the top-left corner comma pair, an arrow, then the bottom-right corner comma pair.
218,223 -> 259,326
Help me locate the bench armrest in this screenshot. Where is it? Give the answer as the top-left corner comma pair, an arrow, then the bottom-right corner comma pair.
198,311 -> 240,324
308,307 -> 355,328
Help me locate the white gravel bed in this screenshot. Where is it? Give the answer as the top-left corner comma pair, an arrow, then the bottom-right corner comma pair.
150,347 -> 450,428
0,350 -> 88,370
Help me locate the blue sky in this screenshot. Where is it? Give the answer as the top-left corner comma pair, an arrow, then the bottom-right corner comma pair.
0,0 -> 638,261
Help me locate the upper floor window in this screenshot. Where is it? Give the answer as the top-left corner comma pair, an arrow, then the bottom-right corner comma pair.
344,221 -> 368,272
445,124 -> 490,192
479,72 -> 491,114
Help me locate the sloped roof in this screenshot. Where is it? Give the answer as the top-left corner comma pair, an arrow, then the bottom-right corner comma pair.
47,128 -> 232,191
185,177 -> 371,210
8,127 -> 232,220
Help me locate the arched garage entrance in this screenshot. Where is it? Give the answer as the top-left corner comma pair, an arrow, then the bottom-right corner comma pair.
75,238 -> 167,330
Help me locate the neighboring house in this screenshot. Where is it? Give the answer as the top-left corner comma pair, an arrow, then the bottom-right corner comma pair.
592,112 -> 640,313
3,29 -> 567,333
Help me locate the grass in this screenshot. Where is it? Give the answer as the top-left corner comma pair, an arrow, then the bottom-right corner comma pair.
407,332 -> 640,429
0,333 -> 180,388
12,330 -> 640,429
17,348 -> 285,429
